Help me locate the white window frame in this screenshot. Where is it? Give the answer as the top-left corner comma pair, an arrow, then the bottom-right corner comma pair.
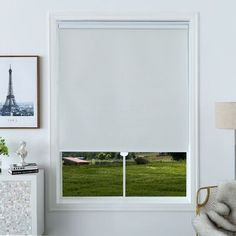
49,12 -> 199,211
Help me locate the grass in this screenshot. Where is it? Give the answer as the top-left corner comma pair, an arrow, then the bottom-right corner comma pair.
63,164 -> 123,196
126,161 -> 186,196
63,161 -> 186,197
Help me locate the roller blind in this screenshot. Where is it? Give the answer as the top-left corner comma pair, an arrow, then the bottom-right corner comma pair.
58,22 -> 189,152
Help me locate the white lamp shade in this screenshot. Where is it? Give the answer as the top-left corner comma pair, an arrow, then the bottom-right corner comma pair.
215,102 -> 236,129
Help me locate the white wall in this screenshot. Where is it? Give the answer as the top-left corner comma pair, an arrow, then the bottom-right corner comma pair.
1,0 -> 236,235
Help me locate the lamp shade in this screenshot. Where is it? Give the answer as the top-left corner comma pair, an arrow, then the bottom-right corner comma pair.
215,102 -> 236,129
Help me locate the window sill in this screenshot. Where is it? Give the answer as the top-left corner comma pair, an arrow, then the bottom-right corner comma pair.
50,196 -> 195,212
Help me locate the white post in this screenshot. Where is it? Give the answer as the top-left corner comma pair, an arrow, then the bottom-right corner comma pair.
120,152 -> 128,197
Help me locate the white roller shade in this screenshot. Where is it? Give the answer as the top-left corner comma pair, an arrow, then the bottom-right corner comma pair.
58,22 -> 189,152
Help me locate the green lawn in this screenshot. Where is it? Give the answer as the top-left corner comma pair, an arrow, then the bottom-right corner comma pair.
63,161 -> 186,197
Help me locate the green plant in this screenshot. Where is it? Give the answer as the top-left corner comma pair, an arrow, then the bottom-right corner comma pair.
0,137 -> 9,156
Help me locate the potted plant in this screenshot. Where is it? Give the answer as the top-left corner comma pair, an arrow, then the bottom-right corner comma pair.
0,137 -> 9,172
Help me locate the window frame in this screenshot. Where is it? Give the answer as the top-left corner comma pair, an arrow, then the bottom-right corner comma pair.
49,12 -> 199,211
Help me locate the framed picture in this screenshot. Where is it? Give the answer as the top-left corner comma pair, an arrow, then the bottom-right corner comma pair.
0,56 -> 39,128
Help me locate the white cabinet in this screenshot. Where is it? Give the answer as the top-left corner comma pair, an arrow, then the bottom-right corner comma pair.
0,169 -> 44,235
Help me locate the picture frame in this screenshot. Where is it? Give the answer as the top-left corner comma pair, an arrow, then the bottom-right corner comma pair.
0,56 -> 39,128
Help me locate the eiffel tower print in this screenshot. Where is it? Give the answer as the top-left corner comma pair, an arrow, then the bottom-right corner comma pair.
0,65 -> 20,116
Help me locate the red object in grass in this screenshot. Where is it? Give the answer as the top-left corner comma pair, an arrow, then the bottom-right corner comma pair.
63,157 -> 89,165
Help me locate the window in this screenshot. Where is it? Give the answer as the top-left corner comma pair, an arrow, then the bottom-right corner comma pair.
62,152 -> 186,197
50,13 -> 198,211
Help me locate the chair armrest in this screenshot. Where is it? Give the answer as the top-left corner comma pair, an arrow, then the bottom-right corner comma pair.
196,185 -> 217,215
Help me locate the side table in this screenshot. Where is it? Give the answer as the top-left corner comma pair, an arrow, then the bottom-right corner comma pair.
0,169 -> 44,235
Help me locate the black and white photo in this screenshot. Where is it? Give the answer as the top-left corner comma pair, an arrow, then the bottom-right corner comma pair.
0,56 -> 39,128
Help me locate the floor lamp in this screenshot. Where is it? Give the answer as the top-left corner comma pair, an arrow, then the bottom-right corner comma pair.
215,102 -> 236,179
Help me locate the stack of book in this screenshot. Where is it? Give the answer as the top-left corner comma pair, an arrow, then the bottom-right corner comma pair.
8,163 -> 39,175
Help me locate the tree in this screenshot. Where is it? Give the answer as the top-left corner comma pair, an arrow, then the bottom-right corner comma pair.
169,152 -> 186,161
134,156 -> 149,164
